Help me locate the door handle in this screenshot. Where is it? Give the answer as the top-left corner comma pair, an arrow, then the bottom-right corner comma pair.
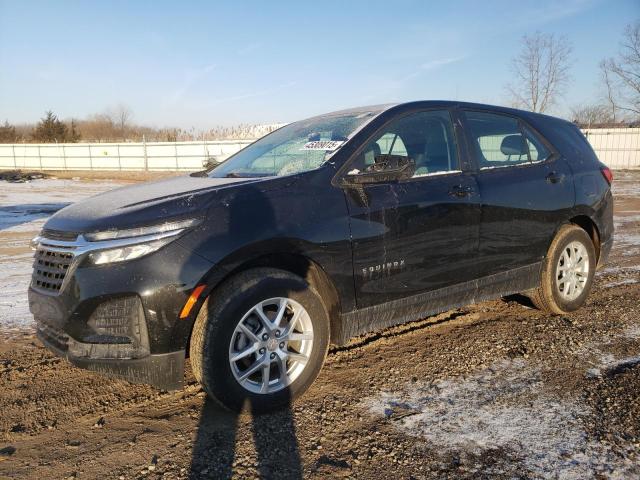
546,172 -> 565,184
448,185 -> 474,198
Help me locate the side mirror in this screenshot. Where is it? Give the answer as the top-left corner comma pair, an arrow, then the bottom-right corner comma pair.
342,154 -> 415,185
203,156 -> 221,170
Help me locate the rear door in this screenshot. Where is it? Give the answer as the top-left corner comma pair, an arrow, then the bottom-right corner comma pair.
341,109 -> 481,308
460,110 -> 575,278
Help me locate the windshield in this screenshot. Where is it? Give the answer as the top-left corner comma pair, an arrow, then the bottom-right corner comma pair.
208,108 -> 386,178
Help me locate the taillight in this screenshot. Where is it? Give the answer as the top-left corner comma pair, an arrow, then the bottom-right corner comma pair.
600,166 -> 613,185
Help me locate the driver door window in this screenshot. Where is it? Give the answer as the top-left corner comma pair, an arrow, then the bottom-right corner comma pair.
350,110 -> 459,177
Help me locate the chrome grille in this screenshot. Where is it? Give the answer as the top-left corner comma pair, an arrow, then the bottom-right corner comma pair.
31,233 -> 80,295
32,248 -> 75,293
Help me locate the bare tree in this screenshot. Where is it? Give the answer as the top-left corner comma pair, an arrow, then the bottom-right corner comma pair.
107,104 -> 133,139
600,21 -> 640,117
599,61 -> 618,122
570,104 -> 614,127
506,32 -> 573,113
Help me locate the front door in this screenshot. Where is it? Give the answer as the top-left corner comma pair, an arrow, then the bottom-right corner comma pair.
341,109 -> 481,308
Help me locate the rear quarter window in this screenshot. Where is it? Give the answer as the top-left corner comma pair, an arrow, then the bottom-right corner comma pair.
465,110 -> 553,168
464,111 -> 529,168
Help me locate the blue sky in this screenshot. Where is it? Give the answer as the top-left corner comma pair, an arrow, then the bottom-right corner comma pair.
0,0 -> 638,129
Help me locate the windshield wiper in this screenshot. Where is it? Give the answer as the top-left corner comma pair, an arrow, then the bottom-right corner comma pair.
224,172 -> 275,178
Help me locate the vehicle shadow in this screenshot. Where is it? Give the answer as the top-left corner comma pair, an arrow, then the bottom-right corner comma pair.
186,181 -> 307,479
0,203 -> 70,231
502,293 -> 536,309
189,393 -> 303,479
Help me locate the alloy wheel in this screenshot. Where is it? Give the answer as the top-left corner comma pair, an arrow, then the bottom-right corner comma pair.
555,240 -> 590,301
228,297 -> 314,394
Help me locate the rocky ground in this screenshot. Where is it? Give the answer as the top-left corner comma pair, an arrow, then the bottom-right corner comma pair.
0,172 -> 638,479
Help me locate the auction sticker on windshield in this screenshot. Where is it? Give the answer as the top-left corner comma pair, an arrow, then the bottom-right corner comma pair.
301,140 -> 345,151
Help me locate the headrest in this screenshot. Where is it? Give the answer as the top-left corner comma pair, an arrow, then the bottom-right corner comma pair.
500,135 -> 527,156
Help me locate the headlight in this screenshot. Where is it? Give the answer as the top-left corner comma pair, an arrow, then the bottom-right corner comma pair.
83,217 -> 202,265
88,237 -> 176,265
84,218 -> 201,241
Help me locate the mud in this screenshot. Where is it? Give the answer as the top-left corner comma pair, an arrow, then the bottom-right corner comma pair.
0,172 -> 638,479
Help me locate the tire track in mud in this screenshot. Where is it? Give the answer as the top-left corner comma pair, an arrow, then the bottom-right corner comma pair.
328,309 -> 474,354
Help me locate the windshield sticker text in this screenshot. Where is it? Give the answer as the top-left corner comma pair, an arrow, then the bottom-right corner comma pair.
301,140 -> 345,151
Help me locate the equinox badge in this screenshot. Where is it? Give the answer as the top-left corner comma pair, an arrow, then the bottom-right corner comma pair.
362,259 -> 406,279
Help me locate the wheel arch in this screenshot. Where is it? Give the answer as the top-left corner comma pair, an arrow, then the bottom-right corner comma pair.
568,214 -> 601,263
185,251 -> 343,353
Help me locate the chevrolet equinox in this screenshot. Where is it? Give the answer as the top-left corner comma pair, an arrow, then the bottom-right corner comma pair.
29,101 -> 614,411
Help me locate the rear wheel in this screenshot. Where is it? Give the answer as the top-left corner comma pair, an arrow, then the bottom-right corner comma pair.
189,268 -> 330,412
529,224 -> 596,314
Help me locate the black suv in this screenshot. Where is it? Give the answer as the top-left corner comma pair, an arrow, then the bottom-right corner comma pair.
29,101 -> 614,411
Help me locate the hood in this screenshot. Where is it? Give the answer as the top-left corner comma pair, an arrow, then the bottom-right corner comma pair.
44,175 -> 254,233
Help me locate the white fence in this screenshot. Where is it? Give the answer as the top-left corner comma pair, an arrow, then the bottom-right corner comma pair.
0,128 -> 638,171
582,128 -> 640,169
0,140 -> 255,171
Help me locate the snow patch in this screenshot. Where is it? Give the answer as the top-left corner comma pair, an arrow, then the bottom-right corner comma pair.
623,324 -> 640,340
612,175 -> 640,197
614,214 -> 640,231
585,343 -> 640,378
603,278 -> 640,288
0,204 -> 67,232
597,265 -> 640,276
615,232 -> 640,246
0,253 -> 38,330
363,359 -> 636,479
0,179 -> 126,332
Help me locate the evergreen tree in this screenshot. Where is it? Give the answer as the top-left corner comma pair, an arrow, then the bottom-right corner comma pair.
32,111 -> 69,142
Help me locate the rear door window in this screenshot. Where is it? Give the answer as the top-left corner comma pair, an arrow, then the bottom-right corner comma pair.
464,111 -> 554,168
464,111 -> 530,168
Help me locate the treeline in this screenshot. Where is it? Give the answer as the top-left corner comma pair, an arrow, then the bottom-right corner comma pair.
0,106 -> 283,144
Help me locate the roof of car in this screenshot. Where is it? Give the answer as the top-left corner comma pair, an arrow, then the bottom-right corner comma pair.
305,100 -> 574,130
383,100 -> 573,126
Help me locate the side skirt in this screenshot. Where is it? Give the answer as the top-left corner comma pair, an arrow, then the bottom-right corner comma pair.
335,262 -> 541,345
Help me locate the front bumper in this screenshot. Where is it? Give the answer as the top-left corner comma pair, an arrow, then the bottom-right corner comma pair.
28,238 -> 214,390
36,318 -> 185,390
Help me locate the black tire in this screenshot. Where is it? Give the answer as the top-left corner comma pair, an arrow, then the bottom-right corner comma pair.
529,224 -> 596,314
189,268 -> 330,413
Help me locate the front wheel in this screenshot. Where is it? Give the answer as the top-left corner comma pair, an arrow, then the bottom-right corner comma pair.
189,268 -> 330,412
529,224 -> 596,314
